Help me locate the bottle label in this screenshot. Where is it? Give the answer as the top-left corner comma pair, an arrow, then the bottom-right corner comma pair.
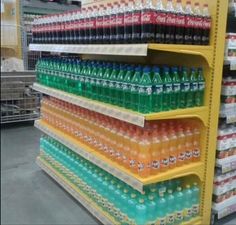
183,208 -> 192,218
156,12 -> 166,25
115,82 -> 120,89
203,17 -> 211,29
169,155 -> 177,165
154,84 -> 163,94
124,13 -> 133,26
183,82 -> 190,91
198,81 -> 205,90
165,84 -> 172,93
185,150 -> 193,160
139,85 -> 152,95
185,16 -> 195,28
110,14 -> 116,27
132,11 -> 141,25
152,160 -> 160,169
166,13 -> 176,26
130,159 -> 136,168
191,82 -> 198,91
166,213 -> 175,224
87,19 -> 96,28
193,148 -> 200,158
155,217 -> 166,225
175,211 -> 183,221
109,81 -> 115,88
161,157 -> 169,167
176,14 -> 185,27
138,162 -> 145,171
103,16 -> 110,28
173,83 -> 180,92
116,14 -> 124,26
141,10 -> 157,24
178,152 -> 185,161
131,84 -> 137,92
122,83 -> 129,90
194,16 -> 203,28
192,204 -> 199,215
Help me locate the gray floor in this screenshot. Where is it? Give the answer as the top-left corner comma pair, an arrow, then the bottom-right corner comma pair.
1,122 -> 100,225
1,123 -> 236,225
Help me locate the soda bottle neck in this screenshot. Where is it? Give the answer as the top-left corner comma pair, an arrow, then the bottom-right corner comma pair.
166,0 -> 174,11
185,2 -> 193,14
176,1 -> 184,13
194,3 -> 201,15
202,5 -> 210,16
156,0 -> 165,11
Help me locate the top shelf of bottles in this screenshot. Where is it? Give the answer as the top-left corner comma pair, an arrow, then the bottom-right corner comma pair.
29,43 -> 213,66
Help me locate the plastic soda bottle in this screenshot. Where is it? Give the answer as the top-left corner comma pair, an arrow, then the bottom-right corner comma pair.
169,128 -> 177,169
192,127 -> 201,161
147,194 -> 157,223
109,63 -> 120,104
179,67 -> 190,108
162,67 -> 172,111
150,129 -> 161,175
137,131 -> 151,178
90,61 -> 99,99
156,192 -> 167,225
170,67 -> 181,109
138,66 -> 152,113
160,130 -> 170,172
188,68 -> 198,107
116,64 -> 127,106
184,127 -> 193,163
130,66 -> 142,111
122,65 -> 134,108
96,62 -> 106,100
102,63 -> 112,103
127,192 -> 137,219
191,182 -> 200,217
135,198 -> 147,225
176,126 -> 186,166
175,187 -> 184,224
183,184 -> 193,221
166,189 -> 175,225
196,68 -> 205,106
152,66 -> 163,112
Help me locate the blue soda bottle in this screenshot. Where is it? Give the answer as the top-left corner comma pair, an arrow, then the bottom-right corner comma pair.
183,184 -> 193,221
166,189 -> 175,225
156,191 -> 167,225
135,198 -> 147,225
191,182 -> 200,217
174,187 -> 184,224
147,194 -> 157,223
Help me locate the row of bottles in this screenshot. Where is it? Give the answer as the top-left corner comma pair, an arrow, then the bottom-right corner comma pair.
40,135 -> 201,225
36,57 -> 205,113
32,0 -> 211,45
41,96 -> 201,178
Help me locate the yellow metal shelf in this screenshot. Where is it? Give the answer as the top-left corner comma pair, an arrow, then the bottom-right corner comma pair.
35,119 -> 205,193
33,83 -> 208,127
36,157 -> 119,225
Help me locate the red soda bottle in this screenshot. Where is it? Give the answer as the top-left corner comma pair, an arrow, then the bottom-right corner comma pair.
201,4 -> 211,45
84,8 -> 91,44
110,2 -> 119,43
79,8 -> 86,44
53,14 -> 60,44
74,10 -> 81,44
184,1 -> 194,44
71,11 -> 77,44
65,12 -> 71,44
96,4 -> 105,44
116,1 -> 125,43
90,6 -> 98,44
175,0 -> 185,44
155,0 -> 166,43
165,0 -> 176,44
193,2 -> 203,45
103,4 -> 112,43
58,14 -> 64,44
132,0 -> 142,43
141,0 -> 156,43
124,0 -> 134,43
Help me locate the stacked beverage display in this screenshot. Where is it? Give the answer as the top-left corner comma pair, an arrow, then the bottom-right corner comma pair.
40,135 -> 201,225
41,97 -> 201,178
31,0 -> 211,45
36,57 -> 205,113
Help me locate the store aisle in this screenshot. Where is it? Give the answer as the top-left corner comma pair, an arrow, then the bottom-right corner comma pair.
1,123 -> 100,225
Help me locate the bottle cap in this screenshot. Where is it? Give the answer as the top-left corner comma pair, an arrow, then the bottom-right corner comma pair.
139,198 -> 145,203
177,187 -> 182,191
131,193 -> 136,198
168,189 -> 173,194
153,66 -> 160,73
143,66 -> 151,72
186,184 -> 191,188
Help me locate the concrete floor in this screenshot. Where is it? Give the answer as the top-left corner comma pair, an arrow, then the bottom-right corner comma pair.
1,123 -> 236,225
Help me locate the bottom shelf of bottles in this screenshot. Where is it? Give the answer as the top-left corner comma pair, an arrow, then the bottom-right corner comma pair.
37,135 -> 202,225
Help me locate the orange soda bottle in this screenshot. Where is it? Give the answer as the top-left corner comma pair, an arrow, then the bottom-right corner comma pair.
169,127 -> 177,169
184,126 -> 193,163
129,128 -> 140,174
176,125 -> 186,167
137,130 -> 151,178
192,127 -> 201,161
150,129 -> 161,175
160,130 -> 170,172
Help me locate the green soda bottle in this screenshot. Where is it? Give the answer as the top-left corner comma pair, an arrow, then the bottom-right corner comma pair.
44,58 -> 50,87
179,67 -> 190,108
188,68 -> 198,107
102,63 -> 113,103
171,67 -> 181,109
174,187 -> 184,224
130,66 -> 142,111
67,59 -> 74,93
166,189 -> 175,225
183,185 -> 193,221
152,66 -> 163,112
90,61 -> 99,100
80,61 -> 89,97
147,194 -> 157,223
135,197 -> 147,225
74,59 -> 82,95
196,68 -> 205,106
53,58 -> 60,89
138,66 -> 152,113
122,65 -> 134,109
191,182 -> 200,217
162,67 -> 172,111
109,63 -> 120,104
84,61 -> 93,98
35,59 -> 41,83
96,62 -> 106,101
116,64 -> 127,106
156,192 -> 167,225
60,58 -> 68,91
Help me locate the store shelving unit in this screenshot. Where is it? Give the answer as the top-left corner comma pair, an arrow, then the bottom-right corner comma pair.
30,0 -> 229,224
